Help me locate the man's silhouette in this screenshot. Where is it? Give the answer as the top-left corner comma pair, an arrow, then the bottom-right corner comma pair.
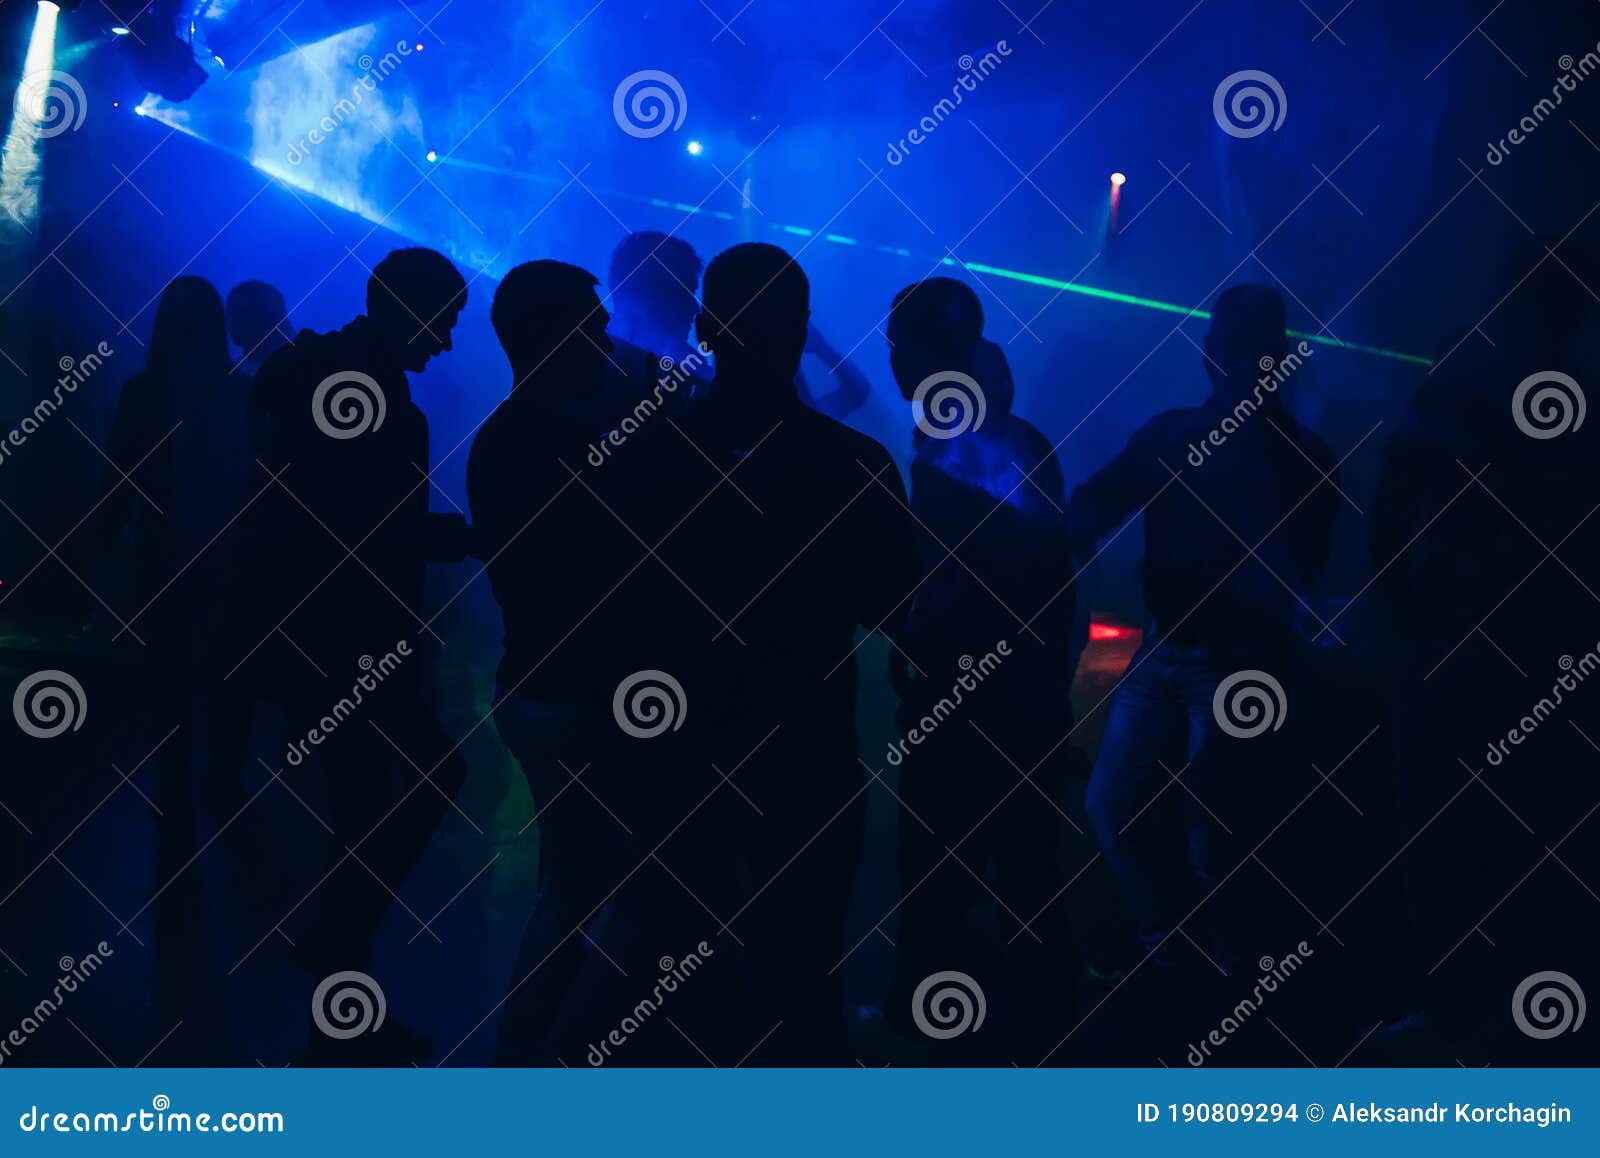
644,242 -> 919,1063
226,280 -> 293,384
469,260 -> 698,1063
883,278 -> 1080,1057
237,247 -> 472,1063
1071,285 -> 1337,974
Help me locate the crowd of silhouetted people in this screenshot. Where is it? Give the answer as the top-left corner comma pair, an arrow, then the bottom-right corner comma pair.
86,231 -> 1600,1067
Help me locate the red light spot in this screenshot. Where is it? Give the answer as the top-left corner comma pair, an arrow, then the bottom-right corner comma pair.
1088,621 -> 1135,641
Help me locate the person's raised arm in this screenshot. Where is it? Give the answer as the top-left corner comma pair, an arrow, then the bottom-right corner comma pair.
1065,422 -> 1160,561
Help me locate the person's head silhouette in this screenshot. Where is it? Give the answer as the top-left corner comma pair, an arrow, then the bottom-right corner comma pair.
492,259 -> 614,401
226,280 -> 292,361
366,248 -> 468,373
608,231 -> 702,350
887,277 -> 984,402
696,242 -> 810,389
1203,284 -> 1288,398
150,276 -> 229,378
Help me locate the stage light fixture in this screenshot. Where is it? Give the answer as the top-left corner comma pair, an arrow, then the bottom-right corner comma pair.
111,25 -> 131,35
426,149 -> 438,163
1110,171 -> 1126,186
686,139 -> 704,156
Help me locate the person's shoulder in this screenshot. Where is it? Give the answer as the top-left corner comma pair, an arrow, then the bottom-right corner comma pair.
1280,411 -> 1336,468
1002,414 -> 1057,461
1131,405 -> 1210,447
796,404 -> 895,465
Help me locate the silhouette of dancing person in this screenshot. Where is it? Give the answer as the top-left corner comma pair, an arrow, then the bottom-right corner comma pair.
883,278 -> 1080,1058
236,248 -> 472,1063
1072,285 -> 1338,977
470,261 -> 700,1063
101,275 -> 252,1049
640,242 -> 918,1063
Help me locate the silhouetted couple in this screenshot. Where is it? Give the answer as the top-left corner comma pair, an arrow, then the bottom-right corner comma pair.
471,244 -> 916,1064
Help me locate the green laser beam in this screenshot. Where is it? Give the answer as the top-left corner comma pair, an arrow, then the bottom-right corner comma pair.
429,156 -> 1433,366
951,260 -> 1433,367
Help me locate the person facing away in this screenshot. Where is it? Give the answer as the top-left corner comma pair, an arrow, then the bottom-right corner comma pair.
600,229 -> 872,426
101,275 -> 253,1037
236,247 -> 472,1064
638,242 -> 918,1064
105,276 -> 252,616
1071,284 -> 1338,975
882,277 -> 1079,1056
226,280 -> 294,382
470,260 -> 707,1064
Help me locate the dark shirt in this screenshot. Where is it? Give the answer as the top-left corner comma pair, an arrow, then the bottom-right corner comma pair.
901,414 -> 1075,702
1068,397 -> 1338,648
106,361 -> 252,623
240,318 -> 449,679
645,378 -> 921,777
466,392 -> 676,702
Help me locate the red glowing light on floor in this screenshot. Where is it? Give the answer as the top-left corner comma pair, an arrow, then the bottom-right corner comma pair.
1088,621 -> 1135,641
